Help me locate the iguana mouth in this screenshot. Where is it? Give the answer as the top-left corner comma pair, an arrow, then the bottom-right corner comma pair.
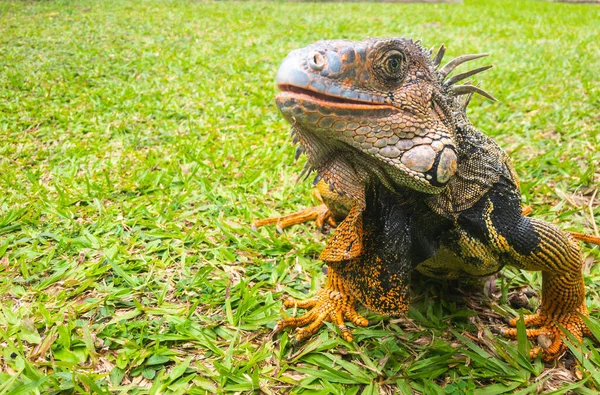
277,85 -> 393,110
278,84 -> 403,199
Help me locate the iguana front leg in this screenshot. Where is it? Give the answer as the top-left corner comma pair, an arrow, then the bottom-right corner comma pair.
500,217 -> 594,361
274,204 -> 368,342
431,192 -> 596,361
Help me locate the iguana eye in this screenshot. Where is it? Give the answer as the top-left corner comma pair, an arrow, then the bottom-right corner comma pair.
387,56 -> 401,72
383,51 -> 406,78
372,48 -> 408,84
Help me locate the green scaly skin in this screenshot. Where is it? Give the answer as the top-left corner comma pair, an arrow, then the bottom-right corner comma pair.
268,38 -> 593,361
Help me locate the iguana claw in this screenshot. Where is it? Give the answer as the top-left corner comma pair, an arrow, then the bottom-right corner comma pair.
501,301 -> 592,360
274,267 -> 368,343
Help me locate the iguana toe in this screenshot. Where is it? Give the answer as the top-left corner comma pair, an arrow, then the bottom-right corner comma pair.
275,268 -> 368,343
501,308 -> 591,361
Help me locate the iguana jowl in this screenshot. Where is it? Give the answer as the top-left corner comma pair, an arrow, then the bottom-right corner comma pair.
257,38 -> 597,360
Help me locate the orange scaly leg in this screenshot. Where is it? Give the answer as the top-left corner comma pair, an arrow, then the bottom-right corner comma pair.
274,266 -> 368,343
500,218 -> 594,361
252,203 -> 336,233
521,206 -> 533,216
570,232 -> 600,245
252,181 -> 342,232
253,180 -> 356,232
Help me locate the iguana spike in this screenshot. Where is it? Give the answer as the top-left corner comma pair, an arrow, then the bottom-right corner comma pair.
461,92 -> 474,110
302,169 -> 314,182
438,53 -> 489,79
432,44 -> 446,68
451,84 -> 497,102
297,162 -> 313,183
443,65 -> 493,87
295,146 -> 304,161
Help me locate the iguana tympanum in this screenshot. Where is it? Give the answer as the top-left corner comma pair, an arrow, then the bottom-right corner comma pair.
256,38 -> 599,360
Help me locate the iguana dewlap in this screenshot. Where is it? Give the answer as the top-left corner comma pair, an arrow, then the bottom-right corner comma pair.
258,38 -> 596,361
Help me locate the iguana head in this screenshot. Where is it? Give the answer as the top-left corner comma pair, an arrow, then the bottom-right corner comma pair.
276,38 -> 494,199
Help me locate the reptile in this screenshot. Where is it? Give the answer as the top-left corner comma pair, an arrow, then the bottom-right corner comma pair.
255,38 -> 600,360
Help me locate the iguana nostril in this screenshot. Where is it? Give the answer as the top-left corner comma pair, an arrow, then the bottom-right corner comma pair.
309,52 -> 325,71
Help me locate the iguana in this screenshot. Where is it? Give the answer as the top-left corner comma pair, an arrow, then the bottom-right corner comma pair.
255,38 -> 600,360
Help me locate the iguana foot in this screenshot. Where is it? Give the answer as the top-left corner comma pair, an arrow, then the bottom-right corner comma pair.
501,305 -> 591,361
274,267 -> 368,343
252,204 -> 336,233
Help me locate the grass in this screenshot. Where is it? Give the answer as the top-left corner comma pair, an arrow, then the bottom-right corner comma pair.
0,0 -> 598,393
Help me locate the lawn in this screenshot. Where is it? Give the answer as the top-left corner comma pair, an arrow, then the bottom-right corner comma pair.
0,0 -> 599,393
